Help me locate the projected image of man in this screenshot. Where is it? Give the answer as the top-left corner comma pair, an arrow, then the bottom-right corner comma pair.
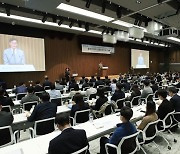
3,38 -> 25,65
137,53 -> 144,65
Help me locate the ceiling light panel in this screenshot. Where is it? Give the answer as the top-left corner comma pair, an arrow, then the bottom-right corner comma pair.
57,3 -> 114,22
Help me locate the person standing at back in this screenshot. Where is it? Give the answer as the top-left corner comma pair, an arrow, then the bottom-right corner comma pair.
26,92 -> 57,122
48,113 -> 89,154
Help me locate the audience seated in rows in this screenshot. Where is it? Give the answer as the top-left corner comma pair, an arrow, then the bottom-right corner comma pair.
92,88 -> 108,111
111,83 -> 125,102
48,113 -> 89,154
70,84 -> 81,98
70,93 -> 90,120
47,84 -> 61,99
34,81 -> 44,92
0,88 -> 14,106
20,86 -> 39,105
15,82 -> 27,94
100,106 -> 137,154
126,84 -> 141,101
86,82 -> 97,98
26,92 -> 57,122
104,76 -> 111,86
68,78 -> 78,92
79,76 -> 85,84
0,104 -> 14,127
141,80 -> 153,98
43,75 -> 52,88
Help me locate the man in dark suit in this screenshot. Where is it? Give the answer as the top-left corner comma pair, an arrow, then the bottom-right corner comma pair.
0,88 -> 14,106
34,81 -> 44,92
42,75 -> 52,88
26,92 -> 57,122
0,104 -> 14,127
156,89 -> 174,130
48,113 -> 89,154
111,83 -> 125,102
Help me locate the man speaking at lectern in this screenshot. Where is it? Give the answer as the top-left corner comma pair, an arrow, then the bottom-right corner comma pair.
3,38 -> 25,65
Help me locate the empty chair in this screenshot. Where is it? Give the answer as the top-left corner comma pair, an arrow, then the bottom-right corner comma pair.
23,101 -> 38,111
0,126 -> 18,147
29,117 -> 55,138
51,97 -> 62,106
70,109 -> 91,126
16,93 -> 26,100
105,131 -> 139,154
71,145 -> 89,154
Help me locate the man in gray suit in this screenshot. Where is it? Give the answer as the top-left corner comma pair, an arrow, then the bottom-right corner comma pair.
0,104 -> 14,127
141,80 -> 153,98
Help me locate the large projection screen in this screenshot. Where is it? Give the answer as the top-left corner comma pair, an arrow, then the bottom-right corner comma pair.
0,34 -> 45,72
131,49 -> 149,69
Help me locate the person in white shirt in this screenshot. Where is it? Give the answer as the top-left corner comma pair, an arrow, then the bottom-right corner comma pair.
110,79 -> 117,94
47,84 -> 61,99
86,82 -> 97,98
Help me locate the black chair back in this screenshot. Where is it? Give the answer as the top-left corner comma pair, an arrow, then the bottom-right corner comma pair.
51,98 -> 62,106
75,109 -> 90,124
104,104 -> 113,115
17,93 -> 26,100
116,99 -> 125,109
0,126 -> 12,147
23,102 -> 38,111
35,91 -> 44,98
132,96 -> 140,106
36,118 -> 55,136
1,106 -> 11,112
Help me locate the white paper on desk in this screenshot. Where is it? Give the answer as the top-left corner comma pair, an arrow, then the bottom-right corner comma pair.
5,148 -> 24,154
93,122 -> 104,129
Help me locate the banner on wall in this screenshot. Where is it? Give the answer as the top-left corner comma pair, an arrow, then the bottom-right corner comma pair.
81,44 -> 115,54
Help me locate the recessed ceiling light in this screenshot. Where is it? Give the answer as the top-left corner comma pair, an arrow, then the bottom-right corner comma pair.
136,1 -> 141,4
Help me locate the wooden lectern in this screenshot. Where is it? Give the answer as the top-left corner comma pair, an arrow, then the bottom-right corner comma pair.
100,66 -> 108,77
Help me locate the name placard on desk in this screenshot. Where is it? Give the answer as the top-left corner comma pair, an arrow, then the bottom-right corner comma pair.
0,65 -> 35,72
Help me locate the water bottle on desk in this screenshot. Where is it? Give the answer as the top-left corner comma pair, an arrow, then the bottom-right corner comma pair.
89,113 -> 93,123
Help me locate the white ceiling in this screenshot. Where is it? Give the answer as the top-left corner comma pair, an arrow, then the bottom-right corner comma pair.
0,0 -> 180,46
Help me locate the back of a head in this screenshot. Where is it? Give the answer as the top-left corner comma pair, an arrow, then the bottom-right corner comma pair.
120,106 -> 133,121
91,76 -> 94,79
112,79 -> 117,83
89,82 -> 93,87
74,84 -> 79,91
97,88 -> 105,97
168,86 -> 177,94
36,81 -> 40,85
105,76 -> 108,79
45,75 -> 49,80
55,80 -> 59,84
19,82 -> 24,86
157,89 -> 167,99
132,84 -> 139,91
27,86 -> 34,93
144,80 -> 150,86
50,84 -> 56,90
55,113 -> 69,126
85,78 -> 89,83
73,93 -> 84,105
151,80 -> 155,85
146,100 -> 156,115
71,78 -> 76,83
40,92 -> 50,102
97,76 -> 100,80
116,83 -> 123,91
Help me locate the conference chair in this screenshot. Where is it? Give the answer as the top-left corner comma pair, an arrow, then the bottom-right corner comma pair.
83,87 -> 90,91
172,112 -> 180,127
71,145 -> 89,154
35,91 -> 44,98
138,120 -> 161,154
22,101 -> 38,111
1,105 -> 12,112
146,94 -> 154,102
44,86 -> 50,90
114,98 -> 125,112
0,126 -> 18,148
70,109 -> 91,126
105,131 -> 139,154
29,117 -> 55,138
93,102 -> 114,118
16,93 -> 26,100
158,111 -> 177,150
51,97 -> 62,106
124,96 -> 141,108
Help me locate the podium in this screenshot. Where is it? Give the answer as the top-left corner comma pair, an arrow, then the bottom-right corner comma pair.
100,66 -> 108,77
